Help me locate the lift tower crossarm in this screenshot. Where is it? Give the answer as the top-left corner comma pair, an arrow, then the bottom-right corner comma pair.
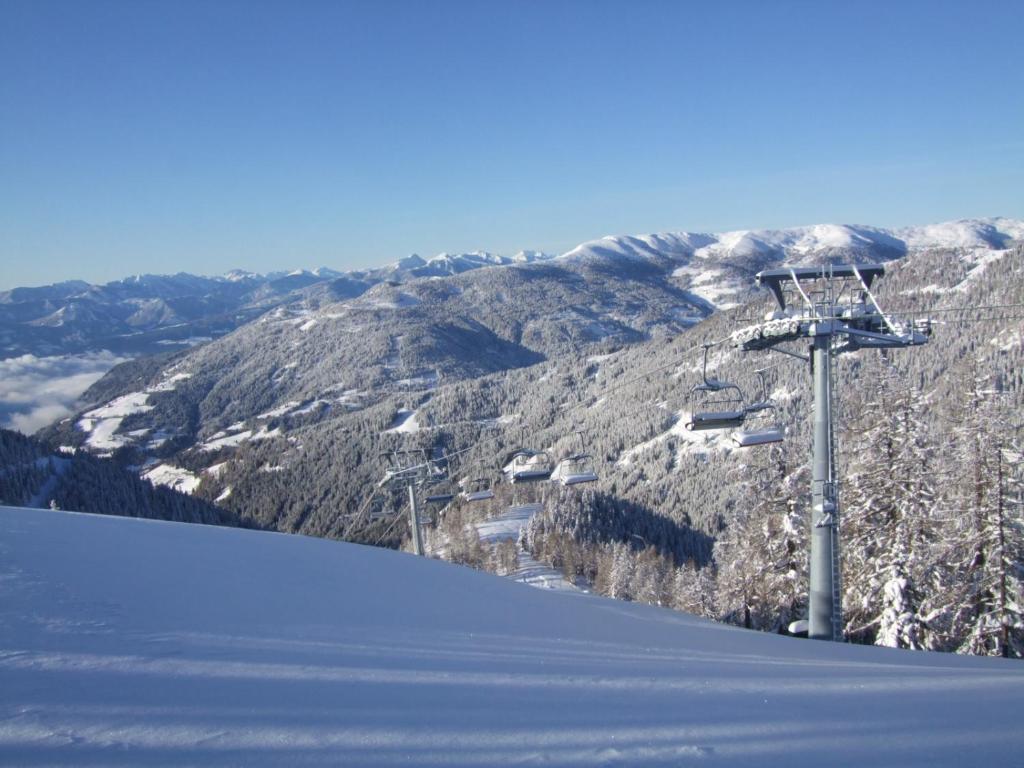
755,265 -> 885,311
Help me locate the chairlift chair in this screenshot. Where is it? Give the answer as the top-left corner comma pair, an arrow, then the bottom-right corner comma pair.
731,369 -> 785,447
503,450 -> 553,483
732,427 -> 784,447
686,410 -> 747,431
424,491 -> 455,504
460,477 -> 495,502
551,431 -> 598,485
687,345 -> 747,431
551,453 -> 598,485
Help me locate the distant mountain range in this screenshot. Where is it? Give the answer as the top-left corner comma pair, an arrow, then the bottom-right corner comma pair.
0,251 -> 555,359
5,217 -> 1021,360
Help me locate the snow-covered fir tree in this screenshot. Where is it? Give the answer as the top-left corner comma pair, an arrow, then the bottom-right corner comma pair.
713,444 -> 808,632
841,364 -> 941,650
939,369 -> 1024,658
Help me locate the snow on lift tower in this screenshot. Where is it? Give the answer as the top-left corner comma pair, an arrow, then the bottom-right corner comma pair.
550,430 -> 599,486
732,369 -> 785,447
730,263 -> 930,643
503,449 -> 554,483
460,477 -> 495,502
685,343 -> 747,431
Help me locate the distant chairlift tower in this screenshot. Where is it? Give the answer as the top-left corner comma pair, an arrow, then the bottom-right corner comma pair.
732,265 -> 930,641
380,449 -> 447,557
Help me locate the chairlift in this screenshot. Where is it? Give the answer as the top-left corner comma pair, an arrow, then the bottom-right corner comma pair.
503,450 -> 553,483
460,477 -> 495,502
551,431 -> 598,486
687,345 -> 746,431
691,344 -> 743,399
732,427 -> 784,447
424,491 -> 455,504
731,369 -> 785,447
686,410 -> 747,431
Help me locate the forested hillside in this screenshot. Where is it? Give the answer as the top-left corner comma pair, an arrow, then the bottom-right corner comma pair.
0,429 -> 243,527
404,243 -> 1024,657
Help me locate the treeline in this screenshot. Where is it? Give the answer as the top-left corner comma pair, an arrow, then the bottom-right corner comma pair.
0,429 -> 246,528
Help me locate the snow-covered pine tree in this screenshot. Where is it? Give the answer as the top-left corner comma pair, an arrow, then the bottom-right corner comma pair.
630,545 -> 672,606
608,542 -> 636,601
713,444 -> 808,632
672,561 -> 717,618
940,369 -> 1024,657
841,364 -> 941,650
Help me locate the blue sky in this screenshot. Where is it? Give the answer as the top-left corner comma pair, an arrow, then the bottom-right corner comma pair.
2,0 -> 1022,288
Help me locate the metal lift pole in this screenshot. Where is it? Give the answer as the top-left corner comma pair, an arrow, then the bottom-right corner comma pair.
733,264 -> 929,642
381,448 -> 445,558
809,331 -> 837,641
407,481 -> 424,557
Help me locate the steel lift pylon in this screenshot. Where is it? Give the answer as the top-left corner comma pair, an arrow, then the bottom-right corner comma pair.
732,264 -> 930,641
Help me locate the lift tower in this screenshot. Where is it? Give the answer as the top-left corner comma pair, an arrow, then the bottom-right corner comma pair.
380,449 -> 447,556
732,265 -> 930,641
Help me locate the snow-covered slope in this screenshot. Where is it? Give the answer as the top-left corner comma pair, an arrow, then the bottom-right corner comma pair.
559,217 -> 1021,310
1,506 -> 1021,767
475,502 -> 579,591
562,217 -> 1022,267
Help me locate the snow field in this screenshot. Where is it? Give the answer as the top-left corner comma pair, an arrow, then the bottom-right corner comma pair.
76,373 -> 192,452
142,463 -> 201,495
1,506 -> 1022,767
617,409 -> 735,466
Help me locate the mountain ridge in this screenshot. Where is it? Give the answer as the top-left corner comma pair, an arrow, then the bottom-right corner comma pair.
4,217 -> 1020,360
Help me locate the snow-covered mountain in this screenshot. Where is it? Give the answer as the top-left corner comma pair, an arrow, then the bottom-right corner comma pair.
561,217 -> 1022,308
563,217 -> 1024,265
6,218 -> 1020,362
0,253 -> 556,360
385,250 -> 553,279
2,505 -> 1021,767
11,220 -> 1024,663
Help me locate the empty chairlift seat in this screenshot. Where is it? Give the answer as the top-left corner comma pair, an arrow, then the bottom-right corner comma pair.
551,454 -> 598,486
686,410 -> 746,431
460,477 -> 495,502
731,427 -> 784,447
424,491 -> 455,504
503,450 -> 553,483
687,344 -> 747,431
730,368 -> 785,447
